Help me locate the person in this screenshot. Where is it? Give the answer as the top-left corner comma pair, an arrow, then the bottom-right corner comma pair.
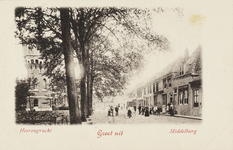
150,107 -> 153,115
166,105 -> 170,114
127,108 -> 132,118
115,106 -> 119,116
107,109 -> 111,116
108,107 -> 115,124
138,105 -> 141,115
157,106 -> 161,116
145,107 -> 150,117
142,106 -> 145,115
134,105 -> 136,112
108,109 -> 113,123
154,105 -> 158,115
110,106 -> 114,116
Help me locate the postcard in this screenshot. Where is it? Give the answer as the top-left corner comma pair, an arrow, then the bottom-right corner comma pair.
0,0 -> 233,150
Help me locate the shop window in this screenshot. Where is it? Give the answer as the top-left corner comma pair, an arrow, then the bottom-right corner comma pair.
178,86 -> 188,105
194,90 -> 199,107
179,89 -> 183,104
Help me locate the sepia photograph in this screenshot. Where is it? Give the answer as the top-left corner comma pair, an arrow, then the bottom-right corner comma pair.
14,7 -> 202,125
0,0 -> 233,150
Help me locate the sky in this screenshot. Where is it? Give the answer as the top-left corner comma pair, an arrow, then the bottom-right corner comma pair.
125,8 -> 203,92
13,7 -> 203,92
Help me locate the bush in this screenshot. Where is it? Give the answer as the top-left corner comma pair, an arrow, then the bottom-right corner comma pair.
58,106 -> 69,110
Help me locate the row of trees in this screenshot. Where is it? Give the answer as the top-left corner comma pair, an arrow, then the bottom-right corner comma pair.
15,7 -> 170,124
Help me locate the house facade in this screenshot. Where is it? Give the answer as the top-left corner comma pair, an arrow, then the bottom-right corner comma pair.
126,46 -> 202,117
173,46 -> 202,116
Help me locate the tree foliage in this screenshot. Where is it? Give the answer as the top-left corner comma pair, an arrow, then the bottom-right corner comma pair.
15,77 -> 38,110
15,7 -> 171,120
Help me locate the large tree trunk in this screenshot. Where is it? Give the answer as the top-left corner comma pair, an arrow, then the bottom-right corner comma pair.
88,51 -> 94,116
80,65 -> 87,121
89,76 -> 94,115
78,9 -> 87,122
87,71 -> 91,116
86,47 -> 91,117
60,8 -> 81,124
86,74 -> 90,117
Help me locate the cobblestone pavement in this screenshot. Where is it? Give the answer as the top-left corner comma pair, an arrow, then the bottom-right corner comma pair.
91,109 -> 202,125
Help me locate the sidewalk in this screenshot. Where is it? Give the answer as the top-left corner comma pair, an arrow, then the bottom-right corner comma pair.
162,113 -> 202,120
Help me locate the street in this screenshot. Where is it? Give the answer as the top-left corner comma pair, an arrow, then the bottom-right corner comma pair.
91,109 -> 202,125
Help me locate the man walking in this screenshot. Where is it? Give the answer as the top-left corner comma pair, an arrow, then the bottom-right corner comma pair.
138,105 -> 141,115
115,106 -> 119,116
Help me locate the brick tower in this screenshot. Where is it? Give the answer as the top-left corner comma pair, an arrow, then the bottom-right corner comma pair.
23,45 -> 52,111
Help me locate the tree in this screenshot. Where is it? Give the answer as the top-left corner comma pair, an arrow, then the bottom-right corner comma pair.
15,7 -> 170,123
15,7 -> 82,124
60,8 -> 82,124
15,77 -> 37,110
68,8 -> 170,120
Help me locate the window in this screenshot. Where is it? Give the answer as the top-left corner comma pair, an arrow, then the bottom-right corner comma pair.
178,86 -> 188,105
34,99 -> 38,107
163,79 -> 167,89
174,88 -> 177,94
156,83 -> 158,91
43,78 -> 47,89
179,89 -> 183,104
39,61 -> 43,70
194,90 -> 199,107
184,90 -> 188,104
168,78 -> 172,87
33,78 -> 38,89
153,83 -> 155,93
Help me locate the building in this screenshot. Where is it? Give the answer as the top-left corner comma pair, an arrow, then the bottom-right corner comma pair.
23,45 -> 53,111
125,45 -> 203,117
172,46 -> 202,117
23,45 -> 68,111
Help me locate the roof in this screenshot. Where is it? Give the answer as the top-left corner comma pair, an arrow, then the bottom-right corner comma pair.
183,45 -> 202,75
125,45 -> 202,94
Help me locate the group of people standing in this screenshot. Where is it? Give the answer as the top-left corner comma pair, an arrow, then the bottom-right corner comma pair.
108,105 -> 119,116
136,103 -> 174,117
137,105 -> 160,117
108,105 -> 120,124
